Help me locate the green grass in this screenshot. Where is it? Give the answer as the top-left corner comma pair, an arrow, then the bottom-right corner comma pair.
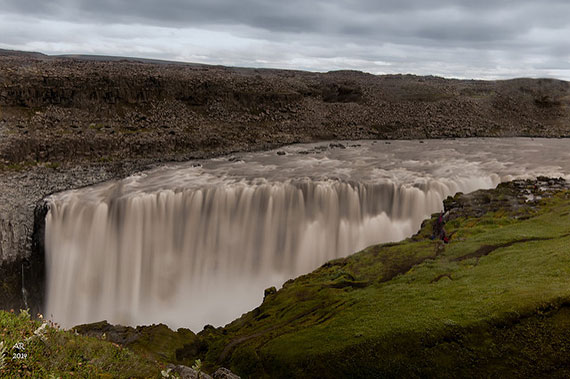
192,189 -> 570,377
0,160 -> 37,172
0,310 -> 164,378
0,160 -> 61,172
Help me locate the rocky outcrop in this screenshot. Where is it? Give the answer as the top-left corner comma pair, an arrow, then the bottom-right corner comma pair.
212,367 -> 241,379
73,320 -> 203,366
443,176 -> 570,219
73,319 -> 240,378
165,365 -> 241,379
167,365 -> 213,379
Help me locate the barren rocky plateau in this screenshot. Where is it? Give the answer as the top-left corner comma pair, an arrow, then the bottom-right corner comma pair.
0,49 -> 569,313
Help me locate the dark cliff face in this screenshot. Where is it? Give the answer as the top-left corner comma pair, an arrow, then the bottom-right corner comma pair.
26,200 -> 48,315
0,200 -> 46,315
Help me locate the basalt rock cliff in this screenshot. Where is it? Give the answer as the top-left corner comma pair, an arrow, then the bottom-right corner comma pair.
1,49 -> 569,167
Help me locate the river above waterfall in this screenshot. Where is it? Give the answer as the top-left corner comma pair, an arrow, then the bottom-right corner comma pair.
44,138 -> 570,330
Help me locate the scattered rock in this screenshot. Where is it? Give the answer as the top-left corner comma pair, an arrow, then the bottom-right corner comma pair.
443,177 -> 570,220
264,286 -> 277,299
168,364 -> 213,379
165,364 -> 240,379
213,367 -> 241,379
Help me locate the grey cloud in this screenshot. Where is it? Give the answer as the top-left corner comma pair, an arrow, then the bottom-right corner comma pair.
0,0 -> 569,79
2,1 -> 570,45
3,0 -> 323,32
3,0 -> 568,33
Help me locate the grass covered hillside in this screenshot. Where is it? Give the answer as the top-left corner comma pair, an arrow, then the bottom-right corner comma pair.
0,310 -> 163,377
186,177 -> 570,378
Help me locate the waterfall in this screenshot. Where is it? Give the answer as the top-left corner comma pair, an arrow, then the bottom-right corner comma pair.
43,138 -> 570,330
45,177 -> 497,330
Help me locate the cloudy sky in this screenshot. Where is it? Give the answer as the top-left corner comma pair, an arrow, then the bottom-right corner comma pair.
1,0 -> 569,79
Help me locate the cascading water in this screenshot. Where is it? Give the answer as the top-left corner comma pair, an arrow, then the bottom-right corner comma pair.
44,138 -> 570,330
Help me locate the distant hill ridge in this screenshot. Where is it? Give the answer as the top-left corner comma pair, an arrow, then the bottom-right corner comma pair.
1,49 -> 568,167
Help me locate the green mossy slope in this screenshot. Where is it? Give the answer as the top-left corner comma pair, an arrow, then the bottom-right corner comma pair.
191,179 -> 570,378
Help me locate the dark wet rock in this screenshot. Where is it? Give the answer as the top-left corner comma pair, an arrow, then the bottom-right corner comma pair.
0,259 -> 25,311
264,286 -> 277,300
213,367 -> 241,379
166,363 -> 241,379
167,364 -> 213,379
73,321 -> 141,345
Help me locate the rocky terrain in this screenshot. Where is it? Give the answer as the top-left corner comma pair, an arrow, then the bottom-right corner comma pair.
74,178 -> 570,378
0,48 -> 569,314
1,48 -> 569,168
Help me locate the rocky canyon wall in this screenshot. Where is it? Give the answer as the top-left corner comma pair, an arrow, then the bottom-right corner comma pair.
0,49 -> 569,313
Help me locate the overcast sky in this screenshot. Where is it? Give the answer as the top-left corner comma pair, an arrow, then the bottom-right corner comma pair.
1,0 -> 569,79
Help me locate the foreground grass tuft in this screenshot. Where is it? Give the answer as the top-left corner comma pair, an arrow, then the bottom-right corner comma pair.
0,310 -> 163,377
